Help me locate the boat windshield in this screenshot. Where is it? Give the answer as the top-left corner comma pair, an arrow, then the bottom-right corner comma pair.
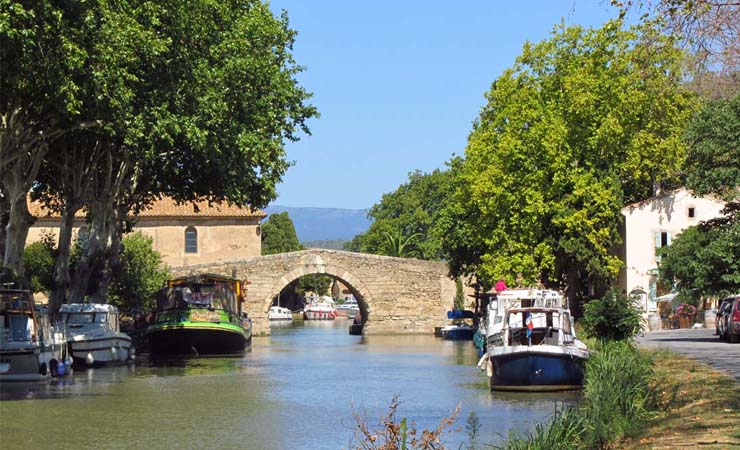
156,283 -> 236,312
63,312 -> 107,325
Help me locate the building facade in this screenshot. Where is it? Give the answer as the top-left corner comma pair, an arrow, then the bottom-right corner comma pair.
27,197 -> 265,268
616,188 -> 725,312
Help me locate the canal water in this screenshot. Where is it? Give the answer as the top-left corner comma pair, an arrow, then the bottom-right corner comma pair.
0,320 -> 578,449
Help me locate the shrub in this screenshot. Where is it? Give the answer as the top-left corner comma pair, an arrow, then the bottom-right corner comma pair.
581,289 -> 642,341
22,233 -> 57,294
108,232 -> 170,312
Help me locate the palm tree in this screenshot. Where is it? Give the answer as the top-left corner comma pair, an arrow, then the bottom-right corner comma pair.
382,230 -> 422,258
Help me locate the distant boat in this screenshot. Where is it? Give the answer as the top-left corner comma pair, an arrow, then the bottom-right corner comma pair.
304,296 -> 338,320
268,305 -> 293,321
145,274 -> 252,356
59,303 -> 133,366
481,289 -> 589,391
336,297 -> 360,319
1,289 -> 72,381
440,310 -> 476,340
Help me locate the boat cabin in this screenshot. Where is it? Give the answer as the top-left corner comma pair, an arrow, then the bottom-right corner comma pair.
60,303 -> 121,333
0,290 -> 38,343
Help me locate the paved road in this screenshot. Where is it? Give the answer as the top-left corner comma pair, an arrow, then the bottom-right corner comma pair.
636,329 -> 740,381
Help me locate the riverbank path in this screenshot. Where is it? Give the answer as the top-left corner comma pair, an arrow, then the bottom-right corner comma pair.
636,329 -> 740,381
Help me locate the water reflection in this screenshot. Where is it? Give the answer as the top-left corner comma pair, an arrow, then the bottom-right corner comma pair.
0,320 -> 578,450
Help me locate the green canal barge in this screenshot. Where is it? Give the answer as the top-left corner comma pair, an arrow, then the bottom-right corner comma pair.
145,274 -> 252,356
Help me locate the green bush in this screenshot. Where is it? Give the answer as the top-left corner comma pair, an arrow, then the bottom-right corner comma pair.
22,233 -> 57,294
581,289 -> 642,341
108,232 -> 170,312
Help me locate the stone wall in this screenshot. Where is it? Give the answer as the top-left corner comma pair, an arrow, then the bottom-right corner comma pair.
171,249 -> 458,336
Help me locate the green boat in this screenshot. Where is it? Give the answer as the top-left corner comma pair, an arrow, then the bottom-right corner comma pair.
145,274 -> 252,356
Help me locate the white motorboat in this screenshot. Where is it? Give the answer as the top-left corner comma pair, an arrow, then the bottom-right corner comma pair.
268,305 -> 293,321
304,296 -> 338,320
480,289 -> 589,391
1,289 -> 72,382
59,303 -> 133,366
336,297 -> 360,318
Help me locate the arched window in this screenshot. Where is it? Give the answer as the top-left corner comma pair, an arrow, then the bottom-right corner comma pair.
184,227 -> 198,253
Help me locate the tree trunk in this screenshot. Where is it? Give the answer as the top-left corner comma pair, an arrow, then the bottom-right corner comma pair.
3,188 -> 35,275
565,265 -> 582,318
50,205 -> 80,313
0,190 -> 9,264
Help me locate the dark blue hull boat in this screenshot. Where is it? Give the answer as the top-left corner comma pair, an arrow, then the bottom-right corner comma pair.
441,326 -> 476,340
491,350 -> 586,391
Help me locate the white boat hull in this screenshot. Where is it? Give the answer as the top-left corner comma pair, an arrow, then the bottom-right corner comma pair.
68,336 -> 132,366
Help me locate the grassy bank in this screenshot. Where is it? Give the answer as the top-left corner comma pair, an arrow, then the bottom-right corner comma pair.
621,350 -> 740,449
497,343 -> 740,450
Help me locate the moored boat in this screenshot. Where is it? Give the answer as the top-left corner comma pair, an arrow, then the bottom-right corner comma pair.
441,310 -> 476,340
145,274 -> 252,356
59,303 -> 133,366
268,305 -> 293,321
1,289 -> 72,382
336,297 -> 360,318
304,296 -> 337,320
482,289 -> 589,391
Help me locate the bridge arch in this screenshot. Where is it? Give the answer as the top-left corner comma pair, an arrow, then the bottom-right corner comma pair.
261,255 -> 374,326
172,249 -> 459,336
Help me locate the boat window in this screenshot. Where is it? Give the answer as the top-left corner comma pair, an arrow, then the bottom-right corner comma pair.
8,314 -> 31,341
95,313 -> 108,324
66,313 -> 95,324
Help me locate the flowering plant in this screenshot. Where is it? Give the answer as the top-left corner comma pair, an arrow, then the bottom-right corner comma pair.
676,303 -> 697,318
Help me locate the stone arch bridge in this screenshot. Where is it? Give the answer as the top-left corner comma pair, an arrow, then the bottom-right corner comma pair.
172,249 -> 458,335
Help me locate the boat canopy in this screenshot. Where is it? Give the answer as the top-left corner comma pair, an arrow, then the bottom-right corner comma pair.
156,282 -> 238,313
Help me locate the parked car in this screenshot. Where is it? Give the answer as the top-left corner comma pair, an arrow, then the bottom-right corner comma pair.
718,294 -> 740,343
716,298 -> 734,338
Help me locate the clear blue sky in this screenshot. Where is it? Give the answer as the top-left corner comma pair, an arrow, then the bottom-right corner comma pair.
268,1 -> 618,209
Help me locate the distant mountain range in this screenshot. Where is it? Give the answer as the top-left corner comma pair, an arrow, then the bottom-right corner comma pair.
263,205 -> 372,242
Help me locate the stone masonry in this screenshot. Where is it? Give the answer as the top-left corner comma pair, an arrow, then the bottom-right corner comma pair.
171,249 -> 457,336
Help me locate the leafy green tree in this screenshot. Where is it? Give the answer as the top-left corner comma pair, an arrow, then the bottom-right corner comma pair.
443,20 -> 696,311
22,233 -> 57,295
348,166 -> 457,259
295,274 -> 332,297
107,232 -> 170,312
581,289 -> 643,341
683,92 -> 740,204
261,212 -> 303,255
3,1 -> 316,311
1,0 -> 91,273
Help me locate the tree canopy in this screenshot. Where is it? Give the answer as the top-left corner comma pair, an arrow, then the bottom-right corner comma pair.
345,166 -> 457,260
1,1 -> 317,310
442,20 -> 696,309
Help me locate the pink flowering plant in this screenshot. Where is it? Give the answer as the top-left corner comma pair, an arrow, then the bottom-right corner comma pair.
676,303 -> 697,318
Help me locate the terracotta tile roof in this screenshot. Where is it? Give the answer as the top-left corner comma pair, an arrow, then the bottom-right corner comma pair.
28,196 -> 265,219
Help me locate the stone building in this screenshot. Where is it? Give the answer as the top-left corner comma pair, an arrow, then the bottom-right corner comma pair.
616,188 -> 726,312
27,197 -> 265,267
